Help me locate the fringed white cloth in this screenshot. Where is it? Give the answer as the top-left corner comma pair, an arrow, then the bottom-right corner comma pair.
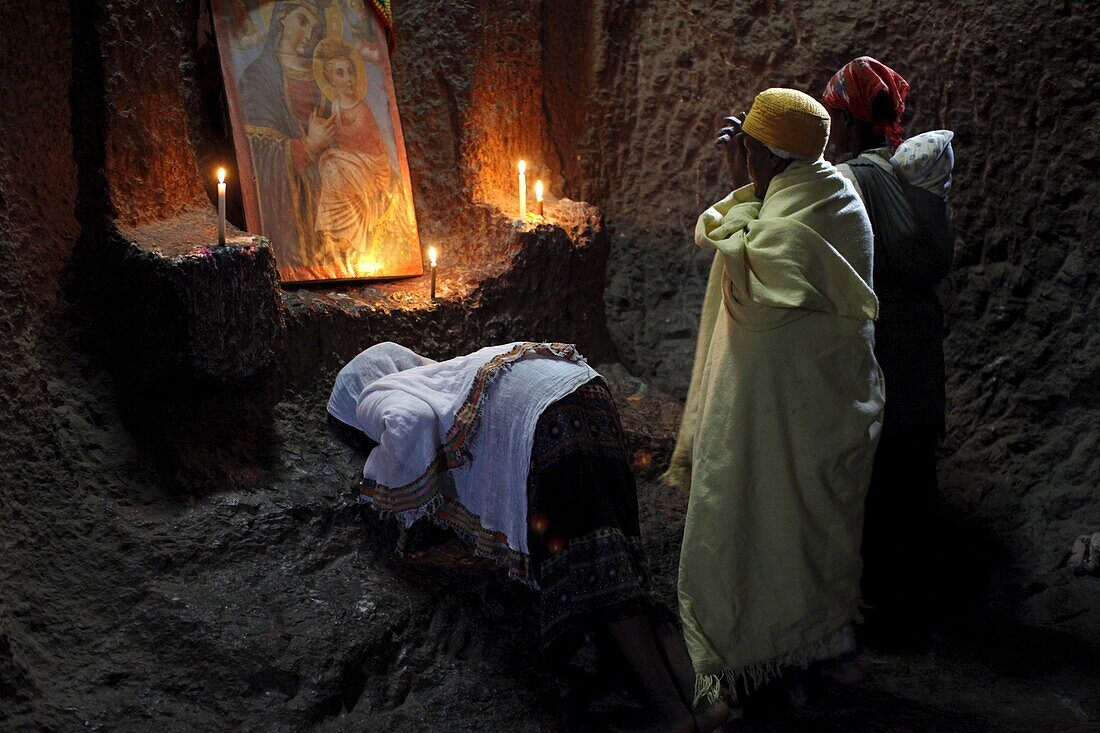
330,341 -> 598,558
693,624 -> 858,704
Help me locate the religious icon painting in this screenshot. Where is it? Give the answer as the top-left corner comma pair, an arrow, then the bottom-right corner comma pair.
212,0 -> 422,283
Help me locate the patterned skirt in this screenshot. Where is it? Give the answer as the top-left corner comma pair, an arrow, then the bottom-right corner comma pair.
526,379 -> 656,650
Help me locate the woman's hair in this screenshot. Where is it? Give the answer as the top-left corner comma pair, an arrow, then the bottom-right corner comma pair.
869,90 -> 899,124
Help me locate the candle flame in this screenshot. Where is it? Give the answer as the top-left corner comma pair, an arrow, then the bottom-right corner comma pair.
428,246 -> 437,266
518,159 -> 526,175
217,167 -> 226,184
535,179 -> 544,201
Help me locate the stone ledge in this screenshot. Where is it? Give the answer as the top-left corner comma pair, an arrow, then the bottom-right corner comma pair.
281,199 -> 615,386
111,208 -> 284,385
92,199 -> 612,398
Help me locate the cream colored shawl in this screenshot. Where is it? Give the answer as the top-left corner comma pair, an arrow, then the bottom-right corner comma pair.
668,159 -> 884,702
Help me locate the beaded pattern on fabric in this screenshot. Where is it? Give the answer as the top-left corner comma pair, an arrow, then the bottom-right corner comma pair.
365,0 -> 394,51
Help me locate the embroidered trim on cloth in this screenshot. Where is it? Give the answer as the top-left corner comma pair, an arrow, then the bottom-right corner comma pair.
406,495 -> 534,585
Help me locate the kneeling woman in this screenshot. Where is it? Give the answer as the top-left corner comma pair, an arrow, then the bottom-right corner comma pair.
328,341 -> 729,733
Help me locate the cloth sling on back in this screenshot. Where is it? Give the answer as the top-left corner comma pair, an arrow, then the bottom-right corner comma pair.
846,157 -> 953,289
846,151 -> 954,428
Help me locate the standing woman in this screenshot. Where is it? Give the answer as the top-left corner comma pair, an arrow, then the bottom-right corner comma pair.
668,89 -> 883,707
822,57 -> 956,646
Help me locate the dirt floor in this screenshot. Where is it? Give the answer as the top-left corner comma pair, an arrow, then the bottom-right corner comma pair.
2,1 -> 1099,730
2,319 -> 1097,731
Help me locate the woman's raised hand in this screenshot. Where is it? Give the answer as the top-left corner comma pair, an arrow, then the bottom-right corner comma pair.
715,114 -> 751,189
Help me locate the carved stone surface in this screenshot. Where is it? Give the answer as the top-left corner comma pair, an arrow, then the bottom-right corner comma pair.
2,1 -> 1100,729
110,210 -> 284,385
281,199 -> 614,387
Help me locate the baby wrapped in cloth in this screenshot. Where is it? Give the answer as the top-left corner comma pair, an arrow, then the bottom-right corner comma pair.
329,341 -> 657,647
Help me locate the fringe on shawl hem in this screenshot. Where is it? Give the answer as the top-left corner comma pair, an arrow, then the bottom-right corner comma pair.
359,492 -> 540,590
360,490 -> 445,527
692,618 -> 861,706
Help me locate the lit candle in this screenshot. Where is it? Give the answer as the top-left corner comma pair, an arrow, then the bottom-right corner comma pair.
428,246 -> 438,300
216,167 -> 226,246
518,159 -> 526,221
535,179 -> 544,216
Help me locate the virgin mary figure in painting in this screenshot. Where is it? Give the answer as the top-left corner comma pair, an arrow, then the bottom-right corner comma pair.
237,0 -> 329,277
218,0 -> 421,281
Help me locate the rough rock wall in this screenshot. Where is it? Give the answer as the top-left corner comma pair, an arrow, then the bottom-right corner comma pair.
0,2 -> 81,719
0,2 -> 80,312
0,2 -> 217,719
393,0 -> 562,261
546,1 -> 1100,638
99,2 -> 210,227
2,3 -> 1098,727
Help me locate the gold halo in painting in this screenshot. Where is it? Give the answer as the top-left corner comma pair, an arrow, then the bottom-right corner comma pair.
312,37 -> 368,103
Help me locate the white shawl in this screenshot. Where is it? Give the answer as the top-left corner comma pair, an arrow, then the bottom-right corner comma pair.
330,342 -> 599,557
327,342 -> 437,428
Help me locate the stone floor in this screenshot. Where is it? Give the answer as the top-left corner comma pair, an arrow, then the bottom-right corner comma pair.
2,334 -> 1097,732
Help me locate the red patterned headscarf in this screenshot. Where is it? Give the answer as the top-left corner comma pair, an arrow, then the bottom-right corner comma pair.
823,56 -> 910,149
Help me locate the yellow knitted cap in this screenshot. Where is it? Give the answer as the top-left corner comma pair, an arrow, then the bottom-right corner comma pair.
742,88 -> 831,160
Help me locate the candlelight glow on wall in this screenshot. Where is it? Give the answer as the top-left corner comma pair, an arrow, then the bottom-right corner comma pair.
518,160 -> 527,220
428,246 -> 438,300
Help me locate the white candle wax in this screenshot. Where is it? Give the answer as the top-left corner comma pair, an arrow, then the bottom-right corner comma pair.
217,167 -> 226,246
518,160 -> 526,221
428,246 -> 438,299
535,178 -> 544,216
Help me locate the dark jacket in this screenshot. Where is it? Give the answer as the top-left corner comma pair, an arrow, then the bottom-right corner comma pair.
848,154 -> 954,430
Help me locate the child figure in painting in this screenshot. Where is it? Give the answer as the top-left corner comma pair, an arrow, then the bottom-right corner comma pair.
313,37 -> 394,263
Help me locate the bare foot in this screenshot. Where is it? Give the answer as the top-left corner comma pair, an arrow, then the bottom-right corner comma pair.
610,713 -> 695,733
693,698 -> 740,732
611,702 -> 740,733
